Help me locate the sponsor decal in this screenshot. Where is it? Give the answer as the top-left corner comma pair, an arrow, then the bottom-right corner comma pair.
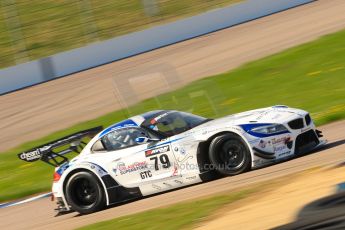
201,127 -> 242,136
173,146 -> 186,155
150,112 -> 169,124
56,163 -> 69,176
255,111 -> 270,121
249,139 -> 260,144
174,180 -> 183,185
163,182 -> 173,188
271,136 -> 291,153
145,145 -> 170,157
258,140 -> 267,148
140,170 -> 152,179
18,149 -> 42,162
113,161 -> 148,175
272,136 -> 290,145
253,159 -> 266,165
185,175 -> 197,180
253,158 -> 274,165
171,164 -> 178,177
99,119 -> 138,137
274,145 -> 287,152
177,155 -> 193,163
278,151 -> 291,157
229,126 -> 243,132
152,184 -> 162,190
179,147 -> 186,155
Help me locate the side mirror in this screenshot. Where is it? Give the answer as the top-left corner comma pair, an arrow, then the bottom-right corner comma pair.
135,137 -> 159,144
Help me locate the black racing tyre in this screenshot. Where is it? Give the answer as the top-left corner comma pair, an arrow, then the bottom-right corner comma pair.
65,171 -> 106,214
208,133 -> 251,176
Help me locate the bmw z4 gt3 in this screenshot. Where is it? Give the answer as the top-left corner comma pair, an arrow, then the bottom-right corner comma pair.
18,106 -> 326,214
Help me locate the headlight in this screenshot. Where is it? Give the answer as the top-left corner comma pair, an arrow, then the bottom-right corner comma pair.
250,124 -> 287,134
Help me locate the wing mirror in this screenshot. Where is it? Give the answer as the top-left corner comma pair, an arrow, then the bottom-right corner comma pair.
135,137 -> 160,144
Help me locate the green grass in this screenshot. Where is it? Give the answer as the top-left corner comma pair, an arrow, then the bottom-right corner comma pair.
78,172 -> 296,230
78,169 -> 307,230
1,28 -> 345,203
0,0 -> 241,68
78,189 -> 255,230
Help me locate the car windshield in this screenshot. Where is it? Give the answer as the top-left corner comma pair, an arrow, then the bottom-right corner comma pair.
143,111 -> 209,137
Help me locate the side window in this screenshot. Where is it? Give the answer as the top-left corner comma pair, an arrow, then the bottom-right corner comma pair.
101,127 -> 150,151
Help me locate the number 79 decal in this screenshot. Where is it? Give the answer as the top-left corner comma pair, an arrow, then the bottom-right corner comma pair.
150,154 -> 171,170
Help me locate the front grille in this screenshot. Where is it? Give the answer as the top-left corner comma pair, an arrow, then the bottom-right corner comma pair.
288,118 -> 304,129
305,114 -> 311,125
294,130 -> 319,154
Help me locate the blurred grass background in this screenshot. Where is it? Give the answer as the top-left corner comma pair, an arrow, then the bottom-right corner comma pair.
79,189 -> 256,230
0,28 -> 344,202
0,0 -> 240,68
78,173 -> 297,230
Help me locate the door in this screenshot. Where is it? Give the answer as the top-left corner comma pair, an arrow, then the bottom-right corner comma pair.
142,138 -> 180,182
90,127 -> 151,188
90,127 -> 179,188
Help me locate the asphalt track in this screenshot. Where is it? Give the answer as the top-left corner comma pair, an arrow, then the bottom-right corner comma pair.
1,0 -> 345,152
0,120 -> 344,230
1,1 -> 345,229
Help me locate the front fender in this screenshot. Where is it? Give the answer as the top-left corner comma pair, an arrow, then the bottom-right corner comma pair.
193,125 -> 256,168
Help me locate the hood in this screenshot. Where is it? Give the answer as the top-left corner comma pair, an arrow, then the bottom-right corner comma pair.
197,106 -> 307,129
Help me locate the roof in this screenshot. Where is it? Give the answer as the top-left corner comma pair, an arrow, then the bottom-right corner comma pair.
98,110 -> 167,138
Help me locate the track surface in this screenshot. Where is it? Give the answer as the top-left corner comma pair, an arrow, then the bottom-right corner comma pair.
1,0 -> 345,152
0,121 -> 344,230
1,1 -> 345,229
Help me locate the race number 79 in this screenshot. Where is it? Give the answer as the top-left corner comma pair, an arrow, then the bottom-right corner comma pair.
150,154 -> 171,170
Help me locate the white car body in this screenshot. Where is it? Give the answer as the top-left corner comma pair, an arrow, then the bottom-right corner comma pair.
51,106 -> 326,213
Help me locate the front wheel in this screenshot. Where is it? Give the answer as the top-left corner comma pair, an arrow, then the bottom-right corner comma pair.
208,133 -> 251,176
65,171 -> 106,214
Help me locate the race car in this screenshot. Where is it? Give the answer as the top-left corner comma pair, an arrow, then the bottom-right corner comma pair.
18,106 -> 326,214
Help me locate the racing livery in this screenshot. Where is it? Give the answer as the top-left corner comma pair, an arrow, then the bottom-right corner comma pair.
18,106 -> 326,214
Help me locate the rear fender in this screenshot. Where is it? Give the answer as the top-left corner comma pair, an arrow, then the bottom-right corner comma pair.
57,162 -> 113,209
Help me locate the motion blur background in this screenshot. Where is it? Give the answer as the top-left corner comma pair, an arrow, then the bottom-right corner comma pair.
0,0 -> 239,68
1,0 -> 345,229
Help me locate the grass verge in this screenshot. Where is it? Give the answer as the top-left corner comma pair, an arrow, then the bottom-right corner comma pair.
77,171 -> 302,230
0,0 -> 241,68
1,28 -> 345,202
77,190 -> 254,230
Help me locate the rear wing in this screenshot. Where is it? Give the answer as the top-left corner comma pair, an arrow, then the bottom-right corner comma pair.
17,126 -> 103,167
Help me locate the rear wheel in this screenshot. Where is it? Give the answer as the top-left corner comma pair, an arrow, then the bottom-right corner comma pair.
65,171 -> 106,214
208,133 -> 251,176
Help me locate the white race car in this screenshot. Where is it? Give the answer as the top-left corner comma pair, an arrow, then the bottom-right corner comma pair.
18,106 -> 326,214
